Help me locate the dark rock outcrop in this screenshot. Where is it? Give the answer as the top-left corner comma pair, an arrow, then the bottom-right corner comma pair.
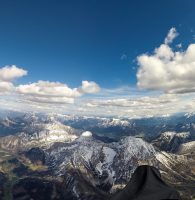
25,147 -> 46,165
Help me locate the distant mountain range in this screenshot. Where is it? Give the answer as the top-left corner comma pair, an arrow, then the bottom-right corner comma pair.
0,111 -> 195,199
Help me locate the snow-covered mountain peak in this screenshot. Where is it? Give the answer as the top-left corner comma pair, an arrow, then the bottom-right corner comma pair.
118,136 -> 156,158
184,112 -> 195,118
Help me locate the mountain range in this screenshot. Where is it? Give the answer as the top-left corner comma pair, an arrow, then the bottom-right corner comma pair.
0,111 -> 195,200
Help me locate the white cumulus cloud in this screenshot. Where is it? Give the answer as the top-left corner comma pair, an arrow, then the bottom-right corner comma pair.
78,80 -> 100,94
16,80 -> 100,104
81,131 -> 92,137
0,64 -> 100,107
0,82 -> 13,93
137,27 -> 195,94
0,65 -> 27,82
0,65 -> 27,94
16,81 -> 81,98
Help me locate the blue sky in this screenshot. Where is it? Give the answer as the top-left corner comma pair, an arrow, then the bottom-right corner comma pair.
0,0 -> 195,87
1,0 -> 195,117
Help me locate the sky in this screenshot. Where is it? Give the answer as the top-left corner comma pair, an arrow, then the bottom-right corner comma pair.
1,0 -> 195,118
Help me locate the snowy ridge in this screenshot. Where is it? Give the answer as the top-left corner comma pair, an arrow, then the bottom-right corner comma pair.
152,131 -> 191,153
101,118 -> 130,127
118,136 -> 156,158
160,131 -> 190,141
0,121 -> 79,151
